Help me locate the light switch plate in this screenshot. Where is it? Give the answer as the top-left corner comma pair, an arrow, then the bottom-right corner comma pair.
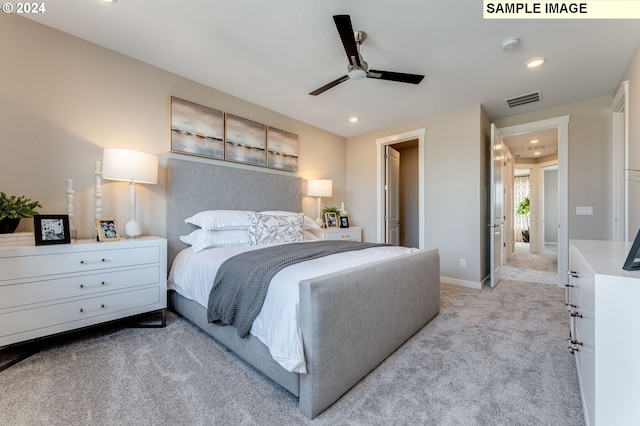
576,206 -> 593,216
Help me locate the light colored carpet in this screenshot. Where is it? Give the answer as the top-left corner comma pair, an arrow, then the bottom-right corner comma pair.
501,243 -> 559,285
0,279 -> 583,425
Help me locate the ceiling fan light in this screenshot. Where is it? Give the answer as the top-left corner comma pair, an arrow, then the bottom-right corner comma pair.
348,69 -> 366,80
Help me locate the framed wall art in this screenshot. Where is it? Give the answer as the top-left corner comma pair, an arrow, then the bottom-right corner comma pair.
170,97 -> 224,159
267,126 -> 299,172
225,113 -> 267,167
96,218 -> 120,242
34,214 -> 71,245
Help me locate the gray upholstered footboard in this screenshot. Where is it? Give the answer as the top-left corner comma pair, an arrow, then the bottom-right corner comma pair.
298,248 -> 440,419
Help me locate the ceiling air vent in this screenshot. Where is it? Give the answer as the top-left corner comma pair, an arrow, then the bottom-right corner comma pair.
505,91 -> 542,108
526,144 -> 546,151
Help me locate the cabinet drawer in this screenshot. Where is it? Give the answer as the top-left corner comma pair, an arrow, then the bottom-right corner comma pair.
0,246 -> 160,282
0,266 -> 160,310
324,229 -> 361,241
0,286 -> 161,339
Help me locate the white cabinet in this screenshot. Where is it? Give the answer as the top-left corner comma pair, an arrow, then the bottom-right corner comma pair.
310,226 -> 362,242
0,237 -> 167,347
568,240 -> 640,426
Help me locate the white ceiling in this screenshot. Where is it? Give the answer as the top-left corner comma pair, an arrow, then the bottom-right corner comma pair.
504,128 -> 558,159
24,0 -> 640,138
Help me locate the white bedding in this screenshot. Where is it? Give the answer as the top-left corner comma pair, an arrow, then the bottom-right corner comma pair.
168,241 -> 419,373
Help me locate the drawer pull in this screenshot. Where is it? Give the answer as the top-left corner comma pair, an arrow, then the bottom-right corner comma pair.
568,346 -> 580,354
565,303 -> 577,308
570,311 -> 583,318
79,304 -> 106,313
80,258 -> 110,264
567,270 -> 579,278
80,282 -> 107,289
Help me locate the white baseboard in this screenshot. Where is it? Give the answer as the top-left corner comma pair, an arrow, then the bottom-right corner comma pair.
440,276 -> 483,290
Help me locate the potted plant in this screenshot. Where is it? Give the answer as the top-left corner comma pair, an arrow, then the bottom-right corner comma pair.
516,196 -> 530,242
0,192 -> 42,234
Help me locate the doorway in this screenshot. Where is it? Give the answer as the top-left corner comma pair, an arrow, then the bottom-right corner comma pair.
498,116 -> 569,287
376,128 -> 426,248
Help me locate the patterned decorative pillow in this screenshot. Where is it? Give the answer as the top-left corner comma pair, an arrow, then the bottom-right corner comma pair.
248,212 -> 304,245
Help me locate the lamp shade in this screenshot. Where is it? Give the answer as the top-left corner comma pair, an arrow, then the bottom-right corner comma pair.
307,179 -> 332,197
102,148 -> 158,184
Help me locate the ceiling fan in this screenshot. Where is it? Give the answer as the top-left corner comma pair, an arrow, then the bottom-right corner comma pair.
309,15 -> 425,96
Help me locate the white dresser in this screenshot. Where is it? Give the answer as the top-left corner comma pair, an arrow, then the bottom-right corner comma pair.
0,236 -> 167,347
310,226 -> 362,242
568,240 -> 640,426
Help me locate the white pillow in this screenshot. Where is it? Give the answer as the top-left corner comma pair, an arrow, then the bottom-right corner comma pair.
249,212 -> 304,245
180,228 -> 250,252
260,210 -> 321,230
303,230 -> 320,241
185,210 -> 251,230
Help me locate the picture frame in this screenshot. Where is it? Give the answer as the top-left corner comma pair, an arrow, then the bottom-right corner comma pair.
170,97 -> 224,160
623,228 -> 640,270
324,212 -> 339,229
96,218 -> 120,242
225,113 -> 267,167
34,214 -> 71,245
267,126 -> 299,172
339,216 -> 350,228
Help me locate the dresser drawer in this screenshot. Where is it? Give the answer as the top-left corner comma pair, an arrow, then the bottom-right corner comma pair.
0,266 -> 160,310
314,227 -> 362,242
0,246 -> 160,282
0,286 -> 162,340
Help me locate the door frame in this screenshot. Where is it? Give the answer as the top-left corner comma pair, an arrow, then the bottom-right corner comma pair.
376,128 -> 426,249
497,115 -> 570,287
611,81 -> 629,241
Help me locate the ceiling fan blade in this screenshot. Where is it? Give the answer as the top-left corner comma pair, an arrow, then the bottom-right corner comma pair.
368,69 -> 425,85
333,15 -> 361,67
309,75 -> 350,96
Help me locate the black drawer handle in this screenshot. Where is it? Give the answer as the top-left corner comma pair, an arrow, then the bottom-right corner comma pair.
80,282 -> 107,289
79,304 -> 106,313
80,258 -> 109,264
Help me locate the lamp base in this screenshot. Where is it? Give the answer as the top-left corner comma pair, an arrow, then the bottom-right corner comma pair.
124,219 -> 142,238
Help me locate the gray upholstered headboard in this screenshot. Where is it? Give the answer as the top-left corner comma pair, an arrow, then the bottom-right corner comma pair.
166,158 -> 303,265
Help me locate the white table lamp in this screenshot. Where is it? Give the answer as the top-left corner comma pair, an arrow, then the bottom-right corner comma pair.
102,148 -> 158,238
307,179 -> 333,226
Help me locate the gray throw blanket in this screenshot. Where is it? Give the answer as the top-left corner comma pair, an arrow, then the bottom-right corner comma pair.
207,240 -> 386,338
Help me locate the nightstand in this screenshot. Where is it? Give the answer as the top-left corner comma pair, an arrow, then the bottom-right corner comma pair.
0,236 -> 167,348
311,226 -> 362,242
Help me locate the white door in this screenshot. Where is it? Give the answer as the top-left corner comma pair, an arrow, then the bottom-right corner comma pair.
385,146 -> 400,245
490,124 -> 505,287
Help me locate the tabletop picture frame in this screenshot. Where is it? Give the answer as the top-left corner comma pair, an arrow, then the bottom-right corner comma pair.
623,228 -> 640,270
324,212 -> 339,229
34,214 -> 71,245
339,216 -> 350,228
96,218 -> 120,242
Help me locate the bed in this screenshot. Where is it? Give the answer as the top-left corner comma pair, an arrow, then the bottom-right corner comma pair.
166,158 -> 440,419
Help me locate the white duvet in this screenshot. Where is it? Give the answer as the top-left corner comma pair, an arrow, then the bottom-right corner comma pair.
168,241 -> 418,373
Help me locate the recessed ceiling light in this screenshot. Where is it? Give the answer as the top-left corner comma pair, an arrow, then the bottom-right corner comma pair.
349,117 -> 358,123
526,57 -> 546,69
534,152 -> 541,156
530,139 -> 539,144
101,0 -> 117,3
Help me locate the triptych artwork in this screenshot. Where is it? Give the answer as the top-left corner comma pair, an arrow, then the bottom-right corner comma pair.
170,97 -> 299,173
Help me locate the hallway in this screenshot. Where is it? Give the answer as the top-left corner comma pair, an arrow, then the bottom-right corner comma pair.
501,242 -> 558,285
